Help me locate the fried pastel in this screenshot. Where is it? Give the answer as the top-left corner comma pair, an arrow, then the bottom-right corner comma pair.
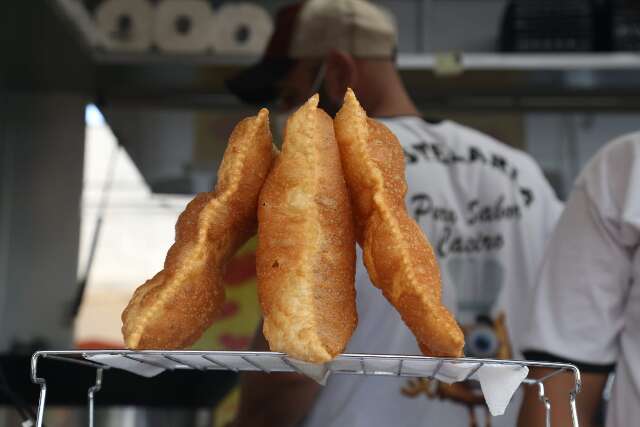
334,89 -> 464,357
257,95 -> 357,363
122,109 -> 275,349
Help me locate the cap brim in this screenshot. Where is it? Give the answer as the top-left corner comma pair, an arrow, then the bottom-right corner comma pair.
226,58 -> 294,105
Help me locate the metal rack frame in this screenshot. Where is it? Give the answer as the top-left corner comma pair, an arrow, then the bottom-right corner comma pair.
30,350 -> 581,427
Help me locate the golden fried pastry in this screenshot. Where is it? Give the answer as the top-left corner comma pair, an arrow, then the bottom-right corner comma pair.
334,89 -> 464,357
122,109 -> 275,349
257,95 -> 357,363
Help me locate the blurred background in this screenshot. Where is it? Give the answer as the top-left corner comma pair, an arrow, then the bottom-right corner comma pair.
1,0 -> 639,425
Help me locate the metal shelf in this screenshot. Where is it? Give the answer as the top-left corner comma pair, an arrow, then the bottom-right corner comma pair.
398,52 -> 640,71
92,51 -> 259,66
50,0 -> 640,72
91,51 -> 640,71
31,350 -> 582,427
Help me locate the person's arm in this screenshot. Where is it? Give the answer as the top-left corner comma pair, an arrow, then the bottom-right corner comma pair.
228,323 -> 321,427
518,368 -> 608,427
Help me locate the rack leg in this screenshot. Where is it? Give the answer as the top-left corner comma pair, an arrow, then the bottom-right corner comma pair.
569,391 -> 580,427
35,381 -> 47,427
31,353 -> 47,427
537,382 -> 552,427
88,368 -> 103,427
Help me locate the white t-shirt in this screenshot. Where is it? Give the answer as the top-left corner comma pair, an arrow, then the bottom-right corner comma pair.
522,135 -> 640,427
303,117 -> 563,427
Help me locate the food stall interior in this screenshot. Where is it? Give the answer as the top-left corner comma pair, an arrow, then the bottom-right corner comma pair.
1,0 -> 638,426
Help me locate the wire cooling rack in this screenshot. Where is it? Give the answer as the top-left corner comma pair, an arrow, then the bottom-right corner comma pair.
30,350 -> 581,427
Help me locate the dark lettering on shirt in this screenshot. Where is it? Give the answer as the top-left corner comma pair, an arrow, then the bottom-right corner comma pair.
520,188 -> 534,207
411,193 -> 457,224
431,144 -> 448,164
491,154 -> 507,172
436,226 -> 505,258
403,148 -> 418,164
412,193 -> 521,259
403,141 -> 537,209
469,147 -> 487,164
466,195 -> 522,225
412,143 -> 430,161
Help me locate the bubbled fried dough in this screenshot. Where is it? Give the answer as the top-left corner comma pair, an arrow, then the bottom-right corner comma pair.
257,95 -> 357,363
121,109 -> 275,349
334,89 -> 464,357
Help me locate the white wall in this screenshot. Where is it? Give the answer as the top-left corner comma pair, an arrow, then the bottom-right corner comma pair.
371,0 -> 508,52
526,112 -> 640,198
105,108 -> 194,191
0,93 -> 86,351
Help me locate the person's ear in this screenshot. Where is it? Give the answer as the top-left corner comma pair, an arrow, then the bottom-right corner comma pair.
324,50 -> 358,104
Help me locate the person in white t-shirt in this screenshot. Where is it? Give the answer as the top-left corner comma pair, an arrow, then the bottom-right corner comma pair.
519,136 -> 640,427
226,1 -> 562,426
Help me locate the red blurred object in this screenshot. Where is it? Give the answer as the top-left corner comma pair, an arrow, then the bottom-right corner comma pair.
223,252 -> 256,286
218,301 -> 240,319
219,334 -> 252,350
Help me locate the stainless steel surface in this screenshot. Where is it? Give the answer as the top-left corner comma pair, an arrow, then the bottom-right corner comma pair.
31,350 -> 582,427
0,406 -> 214,427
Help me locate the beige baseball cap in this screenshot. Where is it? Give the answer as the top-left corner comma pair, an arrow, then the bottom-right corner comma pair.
227,0 -> 397,104
290,0 -> 397,59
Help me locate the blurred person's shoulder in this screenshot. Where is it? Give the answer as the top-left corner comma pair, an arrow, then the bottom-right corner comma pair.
580,130 -> 640,178
576,131 -> 640,220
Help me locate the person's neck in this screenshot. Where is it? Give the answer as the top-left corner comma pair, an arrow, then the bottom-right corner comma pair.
368,90 -> 420,118
356,61 -> 421,118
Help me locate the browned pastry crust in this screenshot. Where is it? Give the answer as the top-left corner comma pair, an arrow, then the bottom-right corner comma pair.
257,95 -> 357,363
121,109 -> 275,349
334,89 -> 464,357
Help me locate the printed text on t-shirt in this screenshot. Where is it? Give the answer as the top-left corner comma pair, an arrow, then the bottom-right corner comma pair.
410,194 -> 520,258
403,142 -> 534,207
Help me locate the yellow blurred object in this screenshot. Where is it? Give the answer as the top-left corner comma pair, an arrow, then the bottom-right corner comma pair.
188,236 -> 260,425
434,52 -> 464,76
191,236 -> 261,351
214,387 -> 241,427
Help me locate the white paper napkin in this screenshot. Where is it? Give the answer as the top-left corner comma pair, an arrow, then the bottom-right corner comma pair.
475,363 -> 529,415
285,359 -> 330,385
